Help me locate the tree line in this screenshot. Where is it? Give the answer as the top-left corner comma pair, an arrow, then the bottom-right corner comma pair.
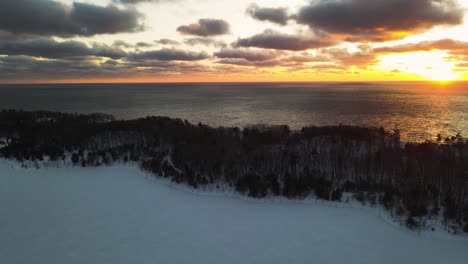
1,109 -> 467,233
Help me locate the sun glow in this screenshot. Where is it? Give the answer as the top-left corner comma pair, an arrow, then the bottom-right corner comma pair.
375,51 -> 460,81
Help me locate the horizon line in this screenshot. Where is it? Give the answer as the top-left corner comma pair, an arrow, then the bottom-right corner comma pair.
1,80 -> 467,85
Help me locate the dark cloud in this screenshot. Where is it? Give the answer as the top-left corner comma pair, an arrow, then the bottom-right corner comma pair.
155,38 -> 181,45
0,55 -> 107,80
184,38 -> 227,48
246,4 -> 289,25
69,2 -> 143,35
0,0 -> 143,37
136,42 -> 153,48
0,54 -> 214,81
235,30 -> 334,51
214,48 -> 365,69
131,48 -> 210,61
91,44 -> 128,59
0,56 -> 128,82
177,19 -> 230,36
113,40 -> 133,48
0,38 -> 127,59
296,0 -> 464,41
0,30 -> 38,40
214,48 -> 279,61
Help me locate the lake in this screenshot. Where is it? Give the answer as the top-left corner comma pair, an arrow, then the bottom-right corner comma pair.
1,82 -> 467,142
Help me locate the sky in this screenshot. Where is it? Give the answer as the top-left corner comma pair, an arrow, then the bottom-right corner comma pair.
1,0 -> 468,83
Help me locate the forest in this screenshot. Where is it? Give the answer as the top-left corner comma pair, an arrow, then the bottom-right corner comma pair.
0,109 -> 467,233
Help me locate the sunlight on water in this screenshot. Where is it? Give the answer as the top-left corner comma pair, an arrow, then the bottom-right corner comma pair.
0,82 -> 467,142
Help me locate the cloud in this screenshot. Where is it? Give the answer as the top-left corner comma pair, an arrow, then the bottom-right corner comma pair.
296,0 -> 464,41
213,46 -> 375,69
374,39 -> 468,54
0,54 -> 213,81
214,48 -> 279,61
0,55 -> 110,80
0,45 -> 376,80
155,39 -> 181,45
0,38 -> 211,82
282,53 -> 330,63
69,2 -> 143,35
0,38 -> 127,59
319,47 -> 376,68
113,40 -> 133,48
216,58 -> 280,67
0,30 -> 38,40
246,4 -> 289,25
177,19 -> 230,36
136,42 -> 153,48
373,39 -> 468,67
184,38 -> 227,48
131,48 -> 210,61
0,0 -> 143,37
235,30 -> 334,51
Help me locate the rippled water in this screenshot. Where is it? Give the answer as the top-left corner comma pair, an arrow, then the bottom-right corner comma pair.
0,82 -> 467,142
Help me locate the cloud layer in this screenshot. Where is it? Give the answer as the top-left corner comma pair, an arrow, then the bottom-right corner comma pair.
0,0 -> 467,81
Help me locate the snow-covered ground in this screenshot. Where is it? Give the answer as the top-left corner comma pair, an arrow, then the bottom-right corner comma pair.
0,160 -> 467,264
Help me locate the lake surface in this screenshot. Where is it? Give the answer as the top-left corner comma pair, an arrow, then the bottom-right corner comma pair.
0,82 -> 467,142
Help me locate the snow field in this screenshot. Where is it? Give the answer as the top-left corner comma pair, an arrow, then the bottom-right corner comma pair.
0,160 -> 467,264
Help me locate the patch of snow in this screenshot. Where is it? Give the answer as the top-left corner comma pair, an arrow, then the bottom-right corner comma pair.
36,117 -> 56,123
0,137 -> 10,149
161,154 -> 182,174
0,160 -> 467,264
